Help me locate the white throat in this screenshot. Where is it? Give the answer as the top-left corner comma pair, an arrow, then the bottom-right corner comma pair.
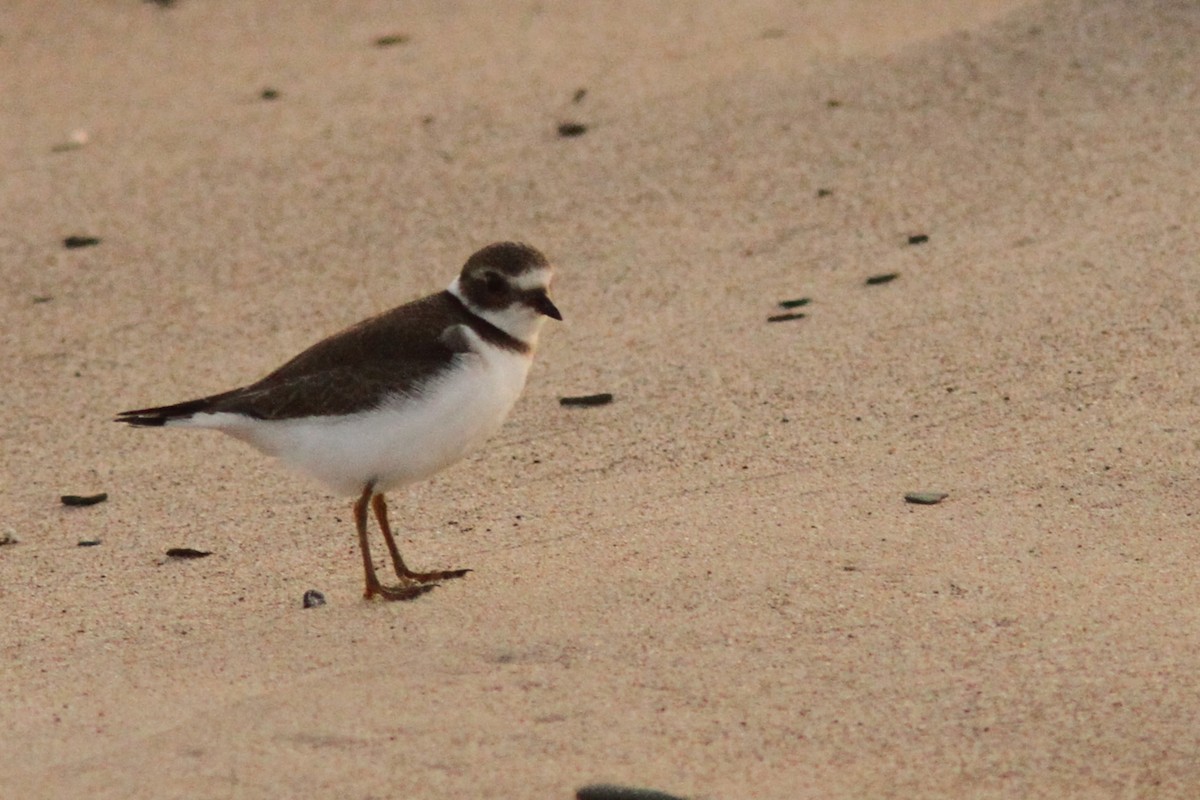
447,276 -> 547,349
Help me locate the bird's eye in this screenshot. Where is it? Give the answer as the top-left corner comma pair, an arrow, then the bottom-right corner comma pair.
484,273 -> 507,294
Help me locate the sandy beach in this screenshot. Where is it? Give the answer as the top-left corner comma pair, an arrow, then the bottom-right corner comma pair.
2,1 -> 1198,797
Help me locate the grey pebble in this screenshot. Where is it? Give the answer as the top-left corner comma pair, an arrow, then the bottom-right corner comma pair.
61,492 -> 108,507
560,392 -> 613,407
576,785 -> 687,800
865,272 -> 899,286
905,491 -> 949,505
166,547 -> 212,559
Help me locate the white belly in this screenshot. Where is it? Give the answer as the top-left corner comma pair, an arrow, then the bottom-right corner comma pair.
185,347 -> 532,496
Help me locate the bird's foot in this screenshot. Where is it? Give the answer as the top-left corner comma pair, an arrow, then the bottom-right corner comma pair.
397,567 -> 472,584
364,580 -> 438,602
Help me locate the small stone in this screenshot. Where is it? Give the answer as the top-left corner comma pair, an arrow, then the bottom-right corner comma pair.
865,273 -> 898,286
816,188 -> 833,197
260,88 -> 280,100
767,312 -> 806,323
77,539 -> 102,547
557,122 -> 588,138
778,297 -> 811,309
559,393 -> 613,407
61,492 -> 108,507
572,88 -> 587,103
302,590 -> 327,609
51,129 -> 90,153
576,785 -> 687,800
165,547 -> 212,559
374,34 -> 409,47
907,234 -> 930,245
905,491 -> 949,505
63,236 -> 101,249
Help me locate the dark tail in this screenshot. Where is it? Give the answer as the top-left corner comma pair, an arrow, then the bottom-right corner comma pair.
115,393 -> 232,427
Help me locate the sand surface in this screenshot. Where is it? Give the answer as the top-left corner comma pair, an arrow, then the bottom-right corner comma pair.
2,1 -> 1199,798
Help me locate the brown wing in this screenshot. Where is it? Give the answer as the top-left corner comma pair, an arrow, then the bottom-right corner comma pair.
117,292 -> 472,424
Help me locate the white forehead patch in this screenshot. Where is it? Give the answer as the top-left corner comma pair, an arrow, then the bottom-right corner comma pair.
512,268 -> 552,292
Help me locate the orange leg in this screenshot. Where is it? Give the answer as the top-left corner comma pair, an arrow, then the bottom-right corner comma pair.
354,485 -> 435,601
372,493 -> 471,583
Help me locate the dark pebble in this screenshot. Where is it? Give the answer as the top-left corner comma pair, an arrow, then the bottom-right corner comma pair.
32,295 -> 54,304
559,393 -> 613,407
905,491 -> 949,505
907,234 -> 929,245
826,99 -> 842,108
816,188 -> 833,197
577,785 -> 687,800
302,589 -> 327,609
572,88 -> 587,103
865,273 -> 899,286
778,297 -> 811,309
77,539 -> 102,547
767,312 -> 806,323
63,236 -> 101,249
374,34 -> 409,47
166,547 -> 212,559
260,88 -> 280,100
557,122 -> 588,138
61,492 -> 108,507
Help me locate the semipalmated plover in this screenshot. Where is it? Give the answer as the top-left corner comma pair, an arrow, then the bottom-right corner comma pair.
118,242 -> 561,601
